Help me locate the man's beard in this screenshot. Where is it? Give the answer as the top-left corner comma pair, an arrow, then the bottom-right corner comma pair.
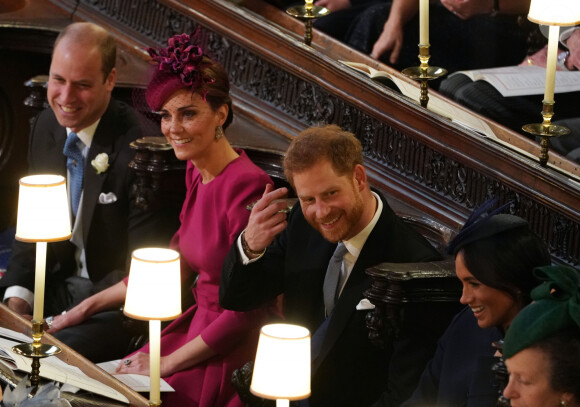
306,185 -> 364,243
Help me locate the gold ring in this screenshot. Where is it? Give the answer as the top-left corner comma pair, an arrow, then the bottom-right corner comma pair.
527,58 -> 533,66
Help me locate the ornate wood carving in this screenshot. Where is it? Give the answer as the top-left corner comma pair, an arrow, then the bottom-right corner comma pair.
364,259 -> 462,348
128,136 -> 186,213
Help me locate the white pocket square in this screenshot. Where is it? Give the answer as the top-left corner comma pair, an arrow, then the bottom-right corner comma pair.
356,298 -> 375,311
98,192 -> 117,204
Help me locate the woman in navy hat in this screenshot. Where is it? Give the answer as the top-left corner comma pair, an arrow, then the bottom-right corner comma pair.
392,201 -> 551,407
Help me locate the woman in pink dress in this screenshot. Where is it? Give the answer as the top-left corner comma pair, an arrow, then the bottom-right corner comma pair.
50,33 -> 276,406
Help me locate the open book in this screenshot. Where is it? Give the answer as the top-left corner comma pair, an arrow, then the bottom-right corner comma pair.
339,61 -> 399,89
449,65 -> 580,97
0,327 -> 129,403
97,360 -> 174,393
340,60 -> 495,138
340,61 -> 579,179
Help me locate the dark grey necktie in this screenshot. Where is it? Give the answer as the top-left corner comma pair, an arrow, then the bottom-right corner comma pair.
322,242 -> 348,316
63,132 -> 84,216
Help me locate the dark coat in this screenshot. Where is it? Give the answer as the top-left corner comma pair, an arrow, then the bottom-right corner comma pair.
1,99 -> 176,314
399,307 -> 503,407
220,192 -> 443,407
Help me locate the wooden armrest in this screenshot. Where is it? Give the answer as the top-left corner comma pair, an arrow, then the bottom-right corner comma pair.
364,258 -> 461,348
365,258 -> 458,304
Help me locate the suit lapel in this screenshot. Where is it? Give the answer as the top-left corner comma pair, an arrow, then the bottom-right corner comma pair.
51,127 -> 68,173
80,110 -> 116,245
312,204 -> 395,372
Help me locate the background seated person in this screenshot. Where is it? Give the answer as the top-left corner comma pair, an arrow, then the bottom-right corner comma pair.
503,265 -> 580,407
49,32 -> 276,407
314,0 -> 531,76
439,25 -> 580,154
376,201 -> 551,407
220,124 -> 444,407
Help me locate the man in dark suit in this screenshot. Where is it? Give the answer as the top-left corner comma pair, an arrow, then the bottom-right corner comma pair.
0,22 -> 175,362
220,125 -> 444,407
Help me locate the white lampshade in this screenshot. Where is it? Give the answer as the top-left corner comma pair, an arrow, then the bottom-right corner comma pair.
124,248 -> 182,321
250,324 -> 311,401
528,0 -> 580,26
15,175 -> 72,242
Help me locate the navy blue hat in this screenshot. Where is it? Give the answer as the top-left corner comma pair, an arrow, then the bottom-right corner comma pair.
446,199 -> 527,255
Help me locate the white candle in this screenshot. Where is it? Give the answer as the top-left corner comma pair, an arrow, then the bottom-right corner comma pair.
419,0 -> 429,45
544,25 -> 560,104
149,320 -> 161,404
33,242 -> 47,322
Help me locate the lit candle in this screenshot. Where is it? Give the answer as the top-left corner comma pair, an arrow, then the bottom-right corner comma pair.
149,320 -> 161,404
33,242 -> 47,322
419,0 -> 429,45
544,25 -> 560,104
305,0 -> 313,10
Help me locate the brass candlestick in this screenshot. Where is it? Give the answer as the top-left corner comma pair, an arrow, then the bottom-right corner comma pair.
286,0 -> 329,46
12,320 -> 61,388
402,44 -> 447,108
522,101 -> 570,167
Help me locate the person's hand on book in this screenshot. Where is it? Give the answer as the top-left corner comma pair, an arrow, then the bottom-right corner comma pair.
520,45 -> 550,69
519,45 -> 573,71
116,352 -> 150,376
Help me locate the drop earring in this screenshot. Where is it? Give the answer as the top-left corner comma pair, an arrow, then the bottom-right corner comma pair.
215,125 -> 224,140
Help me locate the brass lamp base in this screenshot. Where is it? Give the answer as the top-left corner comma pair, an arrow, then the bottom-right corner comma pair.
286,5 -> 329,46
402,44 -> 447,108
11,321 -> 61,388
522,101 -> 570,166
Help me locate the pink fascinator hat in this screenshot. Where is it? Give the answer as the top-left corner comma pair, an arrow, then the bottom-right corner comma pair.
145,33 -> 215,111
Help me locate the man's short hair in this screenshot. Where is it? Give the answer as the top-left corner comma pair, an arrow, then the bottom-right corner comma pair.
283,124 -> 363,187
54,22 -> 117,82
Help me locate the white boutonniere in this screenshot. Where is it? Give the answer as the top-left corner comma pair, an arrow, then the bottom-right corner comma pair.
91,153 -> 109,174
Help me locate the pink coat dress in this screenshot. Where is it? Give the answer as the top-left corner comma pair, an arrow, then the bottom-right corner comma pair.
127,150 -> 274,406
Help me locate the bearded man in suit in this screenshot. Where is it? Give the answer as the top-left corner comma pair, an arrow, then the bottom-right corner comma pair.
0,22 -> 176,362
220,124 -> 445,407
